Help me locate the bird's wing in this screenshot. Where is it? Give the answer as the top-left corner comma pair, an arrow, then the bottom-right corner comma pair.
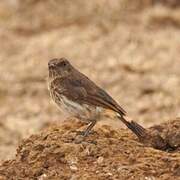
53,78 -> 87,100
57,77 -> 126,116
88,88 -> 126,115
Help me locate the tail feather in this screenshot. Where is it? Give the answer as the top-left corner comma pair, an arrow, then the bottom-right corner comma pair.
130,120 -> 147,138
118,116 -> 147,139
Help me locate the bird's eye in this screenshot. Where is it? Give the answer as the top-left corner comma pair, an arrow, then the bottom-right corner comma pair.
61,62 -> 67,67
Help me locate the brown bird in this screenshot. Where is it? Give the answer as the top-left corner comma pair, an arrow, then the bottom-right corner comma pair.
48,58 -> 147,139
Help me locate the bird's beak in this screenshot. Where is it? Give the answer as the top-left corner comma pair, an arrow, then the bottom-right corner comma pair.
48,63 -> 55,69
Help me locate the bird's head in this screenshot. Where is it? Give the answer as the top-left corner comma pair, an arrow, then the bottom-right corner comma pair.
48,58 -> 73,78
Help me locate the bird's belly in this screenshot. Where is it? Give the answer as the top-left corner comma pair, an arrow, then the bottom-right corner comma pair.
60,95 -> 87,114
54,95 -> 102,121
49,84 -> 107,121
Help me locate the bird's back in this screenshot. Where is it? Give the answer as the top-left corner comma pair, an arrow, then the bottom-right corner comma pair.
64,68 -> 127,116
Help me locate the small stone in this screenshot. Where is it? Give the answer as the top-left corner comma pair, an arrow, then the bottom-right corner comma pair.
97,156 -> 104,164
145,176 -> 155,180
70,165 -> 78,171
38,174 -> 47,180
107,172 -> 112,176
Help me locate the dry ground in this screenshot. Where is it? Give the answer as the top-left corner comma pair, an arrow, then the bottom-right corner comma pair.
0,0 -> 180,179
0,119 -> 179,180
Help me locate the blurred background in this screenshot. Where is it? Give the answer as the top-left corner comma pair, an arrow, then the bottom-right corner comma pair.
0,0 -> 180,162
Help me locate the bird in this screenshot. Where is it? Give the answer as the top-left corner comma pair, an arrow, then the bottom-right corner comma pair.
48,57 -> 147,139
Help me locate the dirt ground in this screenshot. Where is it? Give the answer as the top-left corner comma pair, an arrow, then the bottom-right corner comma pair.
0,0 -> 180,179
0,119 -> 179,180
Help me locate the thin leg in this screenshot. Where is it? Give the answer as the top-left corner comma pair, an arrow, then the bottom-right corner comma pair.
82,120 -> 97,137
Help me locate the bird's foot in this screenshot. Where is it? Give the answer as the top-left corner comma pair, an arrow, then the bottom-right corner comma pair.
73,130 -> 97,144
76,130 -> 96,137
74,134 -> 85,143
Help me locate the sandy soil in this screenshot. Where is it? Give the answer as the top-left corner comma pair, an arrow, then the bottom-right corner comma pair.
0,0 -> 180,179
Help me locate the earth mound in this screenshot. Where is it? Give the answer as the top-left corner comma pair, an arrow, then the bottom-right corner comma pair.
0,119 -> 179,180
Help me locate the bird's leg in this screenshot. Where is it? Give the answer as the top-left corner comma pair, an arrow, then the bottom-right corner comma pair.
81,120 -> 97,137
74,120 -> 97,144
76,108 -> 100,137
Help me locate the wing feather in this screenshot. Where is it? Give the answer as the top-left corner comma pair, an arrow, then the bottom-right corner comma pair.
57,77 -> 126,116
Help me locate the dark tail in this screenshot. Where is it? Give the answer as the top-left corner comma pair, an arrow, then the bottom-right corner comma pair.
118,115 -> 147,140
